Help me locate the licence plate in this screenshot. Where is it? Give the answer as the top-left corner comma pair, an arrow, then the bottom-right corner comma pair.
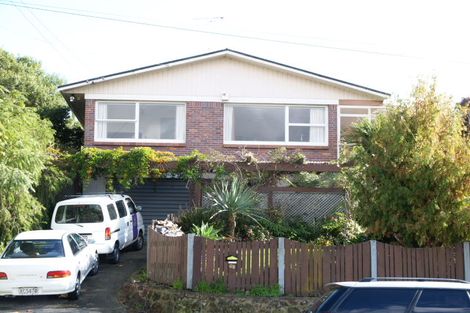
18,287 -> 39,295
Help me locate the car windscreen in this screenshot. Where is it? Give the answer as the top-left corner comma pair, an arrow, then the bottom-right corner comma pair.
335,287 -> 417,313
2,240 -> 65,258
55,204 -> 104,224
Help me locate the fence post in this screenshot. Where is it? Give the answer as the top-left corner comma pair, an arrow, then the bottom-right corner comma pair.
186,234 -> 195,289
464,242 -> 470,281
278,237 -> 285,295
370,240 -> 378,278
146,226 -> 151,279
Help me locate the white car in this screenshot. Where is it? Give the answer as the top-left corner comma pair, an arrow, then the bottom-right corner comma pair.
0,230 -> 98,300
51,194 -> 145,264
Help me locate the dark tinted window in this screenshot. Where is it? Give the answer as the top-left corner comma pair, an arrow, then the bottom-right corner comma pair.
336,288 -> 416,313
2,240 -> 65,258
107,204 -> 118,220
71,233 -> 87,250
125,198 -> 136,214
55,205 -> 104,223
415,289 -> 470,310
67,235 -> 80,255
315,287 -> 348,313
116,200 -> 128,217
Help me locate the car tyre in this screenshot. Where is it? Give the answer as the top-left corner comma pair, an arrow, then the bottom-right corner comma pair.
108,242 -> 120,264
68,274 -> 81,300
90,254 -> 99,276
133,232 -> 144,251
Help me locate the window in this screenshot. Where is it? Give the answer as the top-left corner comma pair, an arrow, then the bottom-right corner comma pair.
107,204 -> 118,220
95,101 -> 185,142
336,288 -> 417,313
339,106 -> 385,141
115,200 -> 128,218
125,198 -> 137,214
67,235 -> 80,255
71,234 -> 87,250
224,104 -> 328,145
414,289 -> 470,311
55,205 -> 104,224
2,240 -> 65,259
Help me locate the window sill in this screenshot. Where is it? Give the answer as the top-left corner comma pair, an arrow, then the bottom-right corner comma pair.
223,144 -> 330,150
93,141 -> 186,147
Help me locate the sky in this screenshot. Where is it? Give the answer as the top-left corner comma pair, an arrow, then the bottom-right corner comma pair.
0,0 -> 469,101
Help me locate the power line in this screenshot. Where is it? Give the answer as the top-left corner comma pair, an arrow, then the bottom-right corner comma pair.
0,0 -> 425,60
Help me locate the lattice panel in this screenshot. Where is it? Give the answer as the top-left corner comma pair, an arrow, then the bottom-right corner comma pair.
203,191 -> 343,223
268,191 -> 345,223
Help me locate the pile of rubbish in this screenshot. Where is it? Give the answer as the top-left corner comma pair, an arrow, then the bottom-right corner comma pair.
151,219 -> 184,237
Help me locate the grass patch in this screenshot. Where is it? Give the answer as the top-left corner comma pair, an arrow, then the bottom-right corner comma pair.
195,279 -> 228,294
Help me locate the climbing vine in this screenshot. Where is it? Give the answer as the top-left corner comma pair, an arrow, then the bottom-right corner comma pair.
68,146 -> 308,190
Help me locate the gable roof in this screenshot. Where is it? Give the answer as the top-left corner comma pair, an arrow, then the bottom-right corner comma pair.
58,49 -> 390,98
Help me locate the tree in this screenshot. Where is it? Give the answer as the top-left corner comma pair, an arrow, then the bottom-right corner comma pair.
0,49 -> 82,151
0,87 -> 55,249
460,97 -> 470,137
342,80 -> 470,247
205,176 -> 262,239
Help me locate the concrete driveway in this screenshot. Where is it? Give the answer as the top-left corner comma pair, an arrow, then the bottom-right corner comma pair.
0,245 -> 146,313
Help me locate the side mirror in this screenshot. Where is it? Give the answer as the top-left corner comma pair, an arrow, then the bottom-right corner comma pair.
136,206 -> 142,212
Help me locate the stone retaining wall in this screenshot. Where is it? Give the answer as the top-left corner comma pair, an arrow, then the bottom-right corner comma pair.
120,282 -> 318,313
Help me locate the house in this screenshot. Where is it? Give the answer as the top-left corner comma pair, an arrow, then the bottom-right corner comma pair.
58,49 -> 389,224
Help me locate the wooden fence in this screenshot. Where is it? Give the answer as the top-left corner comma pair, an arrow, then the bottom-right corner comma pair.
147,228 -> 468,296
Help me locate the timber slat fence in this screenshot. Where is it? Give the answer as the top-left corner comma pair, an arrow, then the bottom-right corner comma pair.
147,228 -> 469,296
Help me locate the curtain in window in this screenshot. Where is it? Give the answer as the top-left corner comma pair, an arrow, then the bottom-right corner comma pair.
309,107 -> 326,144
96,103 -> 107,139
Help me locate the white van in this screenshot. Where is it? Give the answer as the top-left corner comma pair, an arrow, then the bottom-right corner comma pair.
51,194 -> 144,264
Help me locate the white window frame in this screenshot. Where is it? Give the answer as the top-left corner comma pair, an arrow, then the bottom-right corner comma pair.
337,105 -> 385,156
339,106 -> 385,135
224,103 -> 329,146
94,101 -> 186,143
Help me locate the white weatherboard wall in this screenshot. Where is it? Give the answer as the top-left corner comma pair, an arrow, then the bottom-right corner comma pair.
67,56 -> 380,101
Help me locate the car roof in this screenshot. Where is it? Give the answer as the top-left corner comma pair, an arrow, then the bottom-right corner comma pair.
331,280 -> 470,290
15,230 -> 69,240
56,194 -> 129,206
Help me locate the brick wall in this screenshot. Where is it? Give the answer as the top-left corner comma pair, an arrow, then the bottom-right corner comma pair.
84,100 -> 338,162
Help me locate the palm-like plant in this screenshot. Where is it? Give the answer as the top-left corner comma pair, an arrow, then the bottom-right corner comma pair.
205,176 -> 262,239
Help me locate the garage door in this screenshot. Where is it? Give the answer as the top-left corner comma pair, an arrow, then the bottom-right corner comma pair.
119,179 -> 190,226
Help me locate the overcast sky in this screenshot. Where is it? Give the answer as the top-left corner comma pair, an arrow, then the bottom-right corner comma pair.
0,0 -> 468,101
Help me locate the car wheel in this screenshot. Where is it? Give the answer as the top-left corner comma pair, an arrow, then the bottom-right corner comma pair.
90,254 -> 99,276
68,275 -> 81,300
133,233 -> 144,251
108,243 -> 120,264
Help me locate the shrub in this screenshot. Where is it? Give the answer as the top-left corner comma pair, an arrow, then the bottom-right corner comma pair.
191,222 -> 223,240
313,212 -> 366,246
175,207 -> 217,233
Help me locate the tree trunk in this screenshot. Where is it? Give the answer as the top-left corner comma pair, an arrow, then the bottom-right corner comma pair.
228,213 -> 236,239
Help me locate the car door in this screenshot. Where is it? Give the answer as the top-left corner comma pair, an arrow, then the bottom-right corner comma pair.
71,234 -> 92,275
67,234 -> 88,278
115,200 -> 130,247
125,197 -> 138,241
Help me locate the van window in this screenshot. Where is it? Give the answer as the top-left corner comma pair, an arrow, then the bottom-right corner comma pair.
116,200 -> 128,218
55,205 -> 104,224
126,198 -> 137,214
107,204 -> 118,220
